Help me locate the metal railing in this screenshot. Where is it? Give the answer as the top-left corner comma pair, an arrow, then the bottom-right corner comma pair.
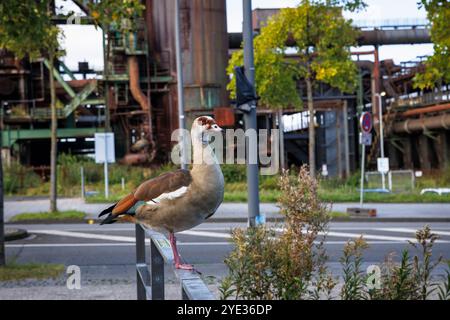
135,224 -> 215,300
395,89 -> 450,108
352,18 -> 429,30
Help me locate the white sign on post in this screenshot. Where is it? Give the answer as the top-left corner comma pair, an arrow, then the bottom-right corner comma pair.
95,133 -> 115,163
377,157 -> 389,174
95,133 -> 115,199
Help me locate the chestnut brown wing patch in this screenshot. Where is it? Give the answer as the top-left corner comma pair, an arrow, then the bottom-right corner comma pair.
134,169 -> 192,201
197,116 -> 216,129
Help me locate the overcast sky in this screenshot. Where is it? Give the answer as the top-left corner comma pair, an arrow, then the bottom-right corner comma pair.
58,0 -> 433,71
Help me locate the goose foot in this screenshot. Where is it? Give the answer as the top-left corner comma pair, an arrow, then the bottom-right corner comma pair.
175,263 -> 194,270
169,232 -> 198,272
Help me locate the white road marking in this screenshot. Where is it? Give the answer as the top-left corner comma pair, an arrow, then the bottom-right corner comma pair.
32,229 -> 233,242
6,240 -> 434,249
325,231 -> 418,242
23,228 -> 450,246
180,230 -> 232,239
32,230 -> 136,242
378,228 -> 450,237
5,242 -> 231,248
273,228 -> 450,243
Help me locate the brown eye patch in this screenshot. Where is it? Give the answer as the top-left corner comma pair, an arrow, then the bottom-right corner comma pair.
197,116 -> 216,129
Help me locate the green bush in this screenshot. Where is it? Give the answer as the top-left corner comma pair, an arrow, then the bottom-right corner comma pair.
221,164 -> 247,183
222,166 -> 336,300
3,162 -> 42,194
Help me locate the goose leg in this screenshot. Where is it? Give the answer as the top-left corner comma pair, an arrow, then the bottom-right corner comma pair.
169,233 -> 193,270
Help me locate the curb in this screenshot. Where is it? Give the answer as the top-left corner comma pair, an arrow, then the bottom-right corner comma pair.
5,228 -> 29,241
6,218 -> 86,225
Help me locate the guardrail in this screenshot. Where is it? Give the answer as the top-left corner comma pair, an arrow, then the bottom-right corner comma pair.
135,224 -> 215,300
395,90 -> 450,108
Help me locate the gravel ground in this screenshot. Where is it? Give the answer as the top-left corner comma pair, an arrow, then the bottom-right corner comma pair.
0,264 -> 221,300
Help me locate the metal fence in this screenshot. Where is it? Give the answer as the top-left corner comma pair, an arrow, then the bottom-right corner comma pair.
135,224 -> 215,300
365,170 -> 415,192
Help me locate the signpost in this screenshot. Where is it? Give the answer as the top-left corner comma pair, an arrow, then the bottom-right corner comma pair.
95,133 -> 115,199
377,157 -> 389,174
359,112 -> 372,207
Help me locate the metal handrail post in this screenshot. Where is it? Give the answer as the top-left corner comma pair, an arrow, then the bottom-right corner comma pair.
150,239 -> 165,299
135,224 -> 147,300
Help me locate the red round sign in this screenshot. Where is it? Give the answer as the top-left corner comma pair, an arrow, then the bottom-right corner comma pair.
360,112 -> 372,133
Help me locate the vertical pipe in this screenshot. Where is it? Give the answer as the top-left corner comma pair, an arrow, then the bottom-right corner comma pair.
104,134 -> 109,199
278,110 -> 286,170
343,101 -> 350,177
0,127 -> 5,265
80,166 -> 85,200
175,0 -> 187,170
360,144 -> 365,208
243,0 -> 260,227
377,94 -> 386,189
336,110 -> 342,178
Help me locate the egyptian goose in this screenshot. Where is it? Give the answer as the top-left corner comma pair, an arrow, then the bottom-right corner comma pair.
99,116 -> 225,270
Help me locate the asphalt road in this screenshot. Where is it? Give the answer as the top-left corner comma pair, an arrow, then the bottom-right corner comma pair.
5,221 -> 450,278
3,221 -> 450,299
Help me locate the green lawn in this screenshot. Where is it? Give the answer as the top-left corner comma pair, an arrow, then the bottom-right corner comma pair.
10,210 -> 86,222
84,185 -> 450,204
0,263 -> 64,281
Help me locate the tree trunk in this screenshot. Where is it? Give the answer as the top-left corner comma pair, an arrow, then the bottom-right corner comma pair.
0,128 -> 5,265
306,77 -> 315,177
49,53 -> 58,213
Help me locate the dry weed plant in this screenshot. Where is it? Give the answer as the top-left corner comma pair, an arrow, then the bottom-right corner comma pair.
220,166 -> 450,300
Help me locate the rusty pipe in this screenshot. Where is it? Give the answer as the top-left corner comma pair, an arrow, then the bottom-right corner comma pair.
401,103 -> 450,118
392,113 -> 450,133
128,56 -> 149,111
228,28 -> 431,49
128,55 -> 156,161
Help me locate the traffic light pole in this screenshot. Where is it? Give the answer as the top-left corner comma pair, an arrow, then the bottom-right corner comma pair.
242,0 -> 260,227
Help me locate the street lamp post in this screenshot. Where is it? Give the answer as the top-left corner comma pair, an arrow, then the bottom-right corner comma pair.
242,0 -> 260,227
175,0 -> 187,170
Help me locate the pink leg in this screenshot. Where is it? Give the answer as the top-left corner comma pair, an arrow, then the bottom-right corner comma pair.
169,233 -> 193,270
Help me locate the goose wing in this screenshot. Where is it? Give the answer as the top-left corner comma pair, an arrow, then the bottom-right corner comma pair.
98,169 -> 192,224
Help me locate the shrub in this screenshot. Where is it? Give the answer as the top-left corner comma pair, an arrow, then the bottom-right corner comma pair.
3,161 -> 42,194
340,237 -> 369,300
222,166 -> 450,300
223,165 -> 336,300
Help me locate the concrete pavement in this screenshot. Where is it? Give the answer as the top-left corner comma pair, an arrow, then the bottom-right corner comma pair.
4,197 -> 450,222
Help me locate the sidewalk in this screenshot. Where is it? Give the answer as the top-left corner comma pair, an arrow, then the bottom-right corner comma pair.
4,197 -> 450,222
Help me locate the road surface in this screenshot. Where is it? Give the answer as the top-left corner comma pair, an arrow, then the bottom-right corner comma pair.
2,221 -> 450,299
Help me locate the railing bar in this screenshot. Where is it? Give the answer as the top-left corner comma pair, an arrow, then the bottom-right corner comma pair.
182,278 -> 215,300
135,224 -> 215,300
136,224 -> 147,300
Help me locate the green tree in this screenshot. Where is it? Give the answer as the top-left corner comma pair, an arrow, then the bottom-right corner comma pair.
0,0 -> 61,213
413,0 -> 450,90
0,1 -> 62,262
227,0 -> 365,176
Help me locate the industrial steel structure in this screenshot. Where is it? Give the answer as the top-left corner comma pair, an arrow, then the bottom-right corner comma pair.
0,1 -> 448,178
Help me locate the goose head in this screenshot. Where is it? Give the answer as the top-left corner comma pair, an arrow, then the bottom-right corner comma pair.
191,116 -> 223,145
